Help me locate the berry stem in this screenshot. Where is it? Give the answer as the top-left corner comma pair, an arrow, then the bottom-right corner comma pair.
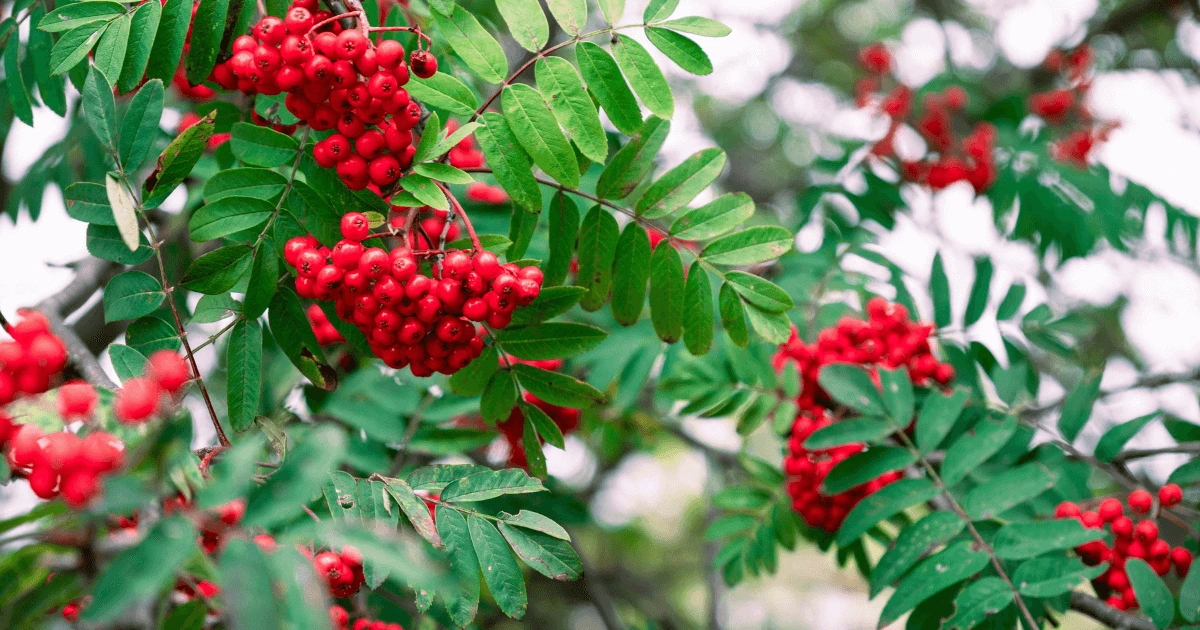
368,25 -> 432,47
434,180 -> 482,252
309,10 -> 362,33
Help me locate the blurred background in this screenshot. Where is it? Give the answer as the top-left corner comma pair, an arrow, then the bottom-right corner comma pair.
6,0 -> 1200,628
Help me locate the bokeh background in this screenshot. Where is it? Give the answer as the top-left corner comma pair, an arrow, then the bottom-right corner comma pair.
6,0 -> 1200,627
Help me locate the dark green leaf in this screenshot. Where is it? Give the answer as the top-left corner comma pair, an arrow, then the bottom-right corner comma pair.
671,193 -> 753,240
718,282 -> 749,347
822,447 -> 915,495
610,222 -> 652,325
993,520 -> 1105,560
700,225 -> 792,265
612,34 -> 673,118
520,401 -> 564,449
743,303 -> 791,344
942,577 -> 1012,630
93,14 -> 131,85
878,366 -> 915,425
244,425 -> 345,528
1180,548 -> 1200,621
930,252 -> 951,328
144,0 -> 190,82
510,285 -> 586,326
406,71 -> 478,115
37,2 -> 124,32
963,257 -> 993,327
1013,556 -> 1105,597
1059,368 -> 1103,443
870,511 -> 964,597
181,245 -> 253,294
499,522 -> 582,580
805,417 -> 894,450
914,388 -> 968,454
575,205 -> 620,311
449,345 -> 500,397
480,369 -> 518,424
962,463 -> 1056,520
28,7 -> 67,116
243,240 -> 279,319
724,271 -> 792,313
500,510 -> 570,540
230,122 -> 298,167
83,65 -> 118,155
513,363 -> 606,408
218,538 -> 280,630
1095,412 -> 1158,462
184,0 -> 230,84
81,517 -> 197,622
683,261 -> 713,355
442,468 -> 545,503
535,56 -> 607,164
48,24 -> 106,76
575,41 -> 642,135
436,508 -> 481,627
476,112 -> 542,213
431,6 -> 507,83
383,477 -> 441,547
878,541 -> 990,628
117,1 -> 160,93
468,515 -> 528,619
108,344 -> 147,382
144,111 -> 214,209
4,26 -> 33,126
837,479 -> 938,546
597,116 -> 669,200
119,79 -> 164,171
645,27 -> 712,75
103,271 -> 165,322
637,148 -> 726,219
817,363 -> 885,415
125,316 -> 180,354
996,283 -> 1026,320
267,286 -> 334,389
227,319 -> 262,432
1127,558 -> 1175,628
503,84 -> 580,188
189,196 -> 274,242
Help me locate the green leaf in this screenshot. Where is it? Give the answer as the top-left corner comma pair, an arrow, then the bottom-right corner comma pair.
1059,368 -> 1103,443
399,173 -> 448,210
1126,558 -> 1176,629
930,252 -> 951,328
637,148 -> 726,218
476,112 -> 542,213
657,16 -> 732,36
4,26 -> 33,126
817,363 -> 886,415
126,316 -> 180,355
181,245 -> 253,294
724,271 -> 792,313
230,122 -> 298,167
701,225 -> 792,265
645,27 -> 712,75
870,512 -> 964,597
996,283 -> 1026,320
86,224 -> 153,264
81,517 -> 197,622
1012,556 -> 1105,597
914,389 -> 968,454
103,271 -> 165,322
468,514 -> 528,619
670,193 -> 753,241
227,319 -> 262,432
323,471 -> 362,524
542,192 -> 579,287
520,400 -> 564,449
436,508 -> 481,627
144,111 -> 214,209
993,520 -> 1105,560
244,241 -> 279,319
49,24 -> 106,76
805,417 -> 894,450
963,257 -> 993,327
962,463 -> 1057,521
683,261 -> 714,355
480,369 -> 518,424
878,366 -> 915,425
449,345 -> 501,397
544,0 -> 586,35
878,541 -> 990,628
106,173 -> 140,253
497,323 -> 608,360
719,282 -> 749,347
941,414 -> 1017,486
510,285 -> 586,326
267,287 -> 334,389
65,182 -> 115,225
500,510 -> 570,540
442,468 -> 545,503
643,0 -> 677,22
384,477 -> 441,547
575,205 -> 620,311
411,111 -> 442,164
513,363 -> 606,408
119,79 -> 164,172
499,522 -> 582,580
431,6 -> 507,83
743,303 -> 791,344
244,425 -> 345,528
406,71 -> 478,115
496,0 -> 548,51
1180,548 -> 1200,621
117,0 -> 160,93
943,577 -> 1012,630
1094,412 -> 1158,462
28,7 -> 67,116
822,447 -> 915,495
503,84 -> 580,188
93,14 -> 131,84
218,538 -> 280,630
610,222 -> 652,325
38,2 -> 124,32
597,116 -> 669,200
184,0 -> 230,84
413,162 -> 473,184
612,34 -> 673,118
160,601 -> 207,630
575,41 -> 642,135
189,196 -> 274,242
144,0 -> 190,82
108,344 -> 147,382
83,66 -> 118,156
535,56 -> 608,164
836,478 -> 938,546
649,241 -> 685,343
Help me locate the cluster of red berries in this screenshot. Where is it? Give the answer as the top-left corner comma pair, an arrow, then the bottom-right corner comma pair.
284,213 -> 542,376
210,2 -> 437,193
112,350 -> 191,424
329,606 -> 404,630
1056,485 -> 1191,611
4,380 -> 125,508
304,545 -> 367,598
854,43 -> 997,193
1030,45 -> 1118,169
774,298 -> 956,532
397,205 -> 460,249
0,311 -> 67,405
307,303 -> 346,346
497,360 -> 581,468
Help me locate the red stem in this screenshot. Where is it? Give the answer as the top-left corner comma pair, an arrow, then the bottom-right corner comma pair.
309,11 -> 361,33
434,181 -> 481,252
368,25 -> 432,46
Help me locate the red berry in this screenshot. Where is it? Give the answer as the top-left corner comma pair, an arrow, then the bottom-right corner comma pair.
410,50 -> 437,78
57,380 -> 98,419
79,431 -> 125,472
148,351 -> 190,393
60,470 -> 99,508
1129,489 -> 1154,514
285,6 -> 313,34
1055,501 -> 1082,519
254,16 -> 287,45
335,30 -> 368,60
114,377 -> 161,424
341,212 -> 370,241
1135,520 -> 1159,544
1159,484 -> 1183,507
1098,497 -> 1124,522
1112,516 -> 1134,538
367,155 -> 402,187
376,40 -> 404,68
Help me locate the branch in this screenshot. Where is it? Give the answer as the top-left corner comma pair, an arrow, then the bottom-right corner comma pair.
1069,591 -> 1155,630
1112,443 -> 1200,464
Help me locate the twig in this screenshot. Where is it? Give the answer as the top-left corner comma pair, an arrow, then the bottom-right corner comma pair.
434,180 -> 482,252
1069,591 -> 1155,630
1112,443 -> 1200,464
387,395 -> 433,476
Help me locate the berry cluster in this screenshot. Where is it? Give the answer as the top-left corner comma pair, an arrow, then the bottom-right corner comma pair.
1056,486 -> 1191,611
854,44 -> 997,193
304,546 -> 366,598
398,205 -> 460,249
1030,45 -> 1118,168
283,213 -> 542,376
5,412 -> 126,509
0,311 -> 67,406
774,298 -> 955,532
497,360 -> 581,468
211,1 -> 436,193
113,350 -> 191,424
307,303 -> 347,346
329,605 -> 404,630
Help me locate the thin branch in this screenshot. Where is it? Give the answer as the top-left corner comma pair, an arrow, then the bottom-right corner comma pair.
387,395 -> 434,476
1112,443 -> 1200,464
1069,591 -> 1155,630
